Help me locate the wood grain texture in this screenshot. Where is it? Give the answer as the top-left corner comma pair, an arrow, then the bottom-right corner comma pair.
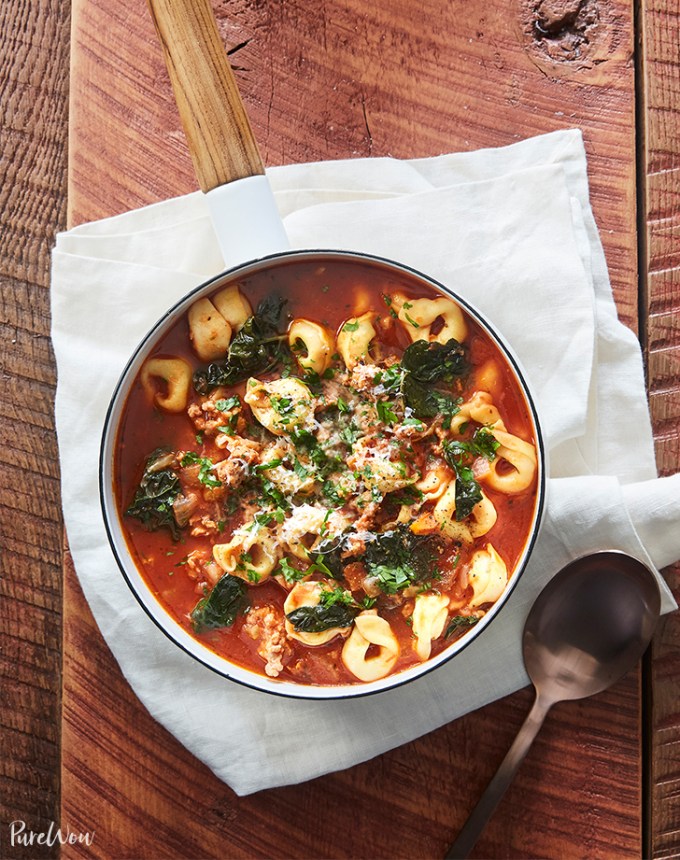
639,0 -> 680,856
60,0 -> 654,858
147,0 -> 265,189
0,0 -> 70,857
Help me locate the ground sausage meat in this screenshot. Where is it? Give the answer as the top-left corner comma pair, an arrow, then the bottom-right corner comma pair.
242,605 -> 292,677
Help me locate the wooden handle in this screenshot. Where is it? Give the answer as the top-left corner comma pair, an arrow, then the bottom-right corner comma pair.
147,0 -> 264,191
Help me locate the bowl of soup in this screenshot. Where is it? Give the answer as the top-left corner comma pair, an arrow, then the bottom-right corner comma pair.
100,250 -> 546,698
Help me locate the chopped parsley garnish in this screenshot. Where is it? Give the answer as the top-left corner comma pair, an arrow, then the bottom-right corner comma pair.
276,557 -> 307,583
376,400 -> 399,425
215,396 -> 240,412
444,615 -> 480,638
180,452 -> 222,488
253,458 -> 284,473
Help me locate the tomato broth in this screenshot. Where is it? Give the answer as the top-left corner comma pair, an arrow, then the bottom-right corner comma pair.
115,257 -> 540,687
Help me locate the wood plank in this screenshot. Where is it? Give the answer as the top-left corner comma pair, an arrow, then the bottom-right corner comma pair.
62,0 -> 647,857
0,1 -> 70,855
639,0 -> 680,856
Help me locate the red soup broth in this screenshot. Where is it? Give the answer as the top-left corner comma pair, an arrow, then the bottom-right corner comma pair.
115,257 -> 539,686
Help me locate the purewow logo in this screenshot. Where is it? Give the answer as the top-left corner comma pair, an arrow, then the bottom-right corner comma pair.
8,820 -> 95,848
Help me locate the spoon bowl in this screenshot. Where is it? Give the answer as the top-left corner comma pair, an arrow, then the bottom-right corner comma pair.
447,550 -> 661,859
524,551 -> 661,704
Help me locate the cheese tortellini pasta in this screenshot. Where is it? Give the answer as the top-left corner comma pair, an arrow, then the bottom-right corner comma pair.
336,311 -> 377,368
342,611 -> 400,681
412,593 -> 450,661
140,356 -> 192,413
288,319 -> 334,375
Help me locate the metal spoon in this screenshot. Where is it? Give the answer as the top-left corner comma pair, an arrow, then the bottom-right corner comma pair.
446,550 -> 661,859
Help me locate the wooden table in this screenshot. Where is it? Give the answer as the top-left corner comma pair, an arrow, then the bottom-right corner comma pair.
2,0 -> 679,857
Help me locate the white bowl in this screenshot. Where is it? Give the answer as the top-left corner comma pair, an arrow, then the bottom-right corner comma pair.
100,250 -> 547,700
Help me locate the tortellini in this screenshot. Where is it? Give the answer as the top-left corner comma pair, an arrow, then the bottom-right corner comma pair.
448,390 -> 505,434
483,429 -> 537,494
284,582 -> 353,646
428,480 -> 473,544
244,377 -> 314,436
288,319 -> 334,375
412,593 -> 450,661
336,312 -> 377,369
468,491 -> 498,538
262,451 -> 315,498
394,295 -> 467,345
140,356 -> 192,413
347,438 -> 414,494
188,285 -> 251,361
474,359 -> 502,399
213,524 -> 279,583
212,284 -> 252,332
415,461 -> 451,501
280,504 -> 329,561
467,544 -> 508,607
188,297 -> 233,362
341,611 -> 400,681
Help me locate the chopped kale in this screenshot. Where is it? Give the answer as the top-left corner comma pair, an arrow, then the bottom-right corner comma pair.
401,338 -> 468,383
125,449 -> 181,539
314,534 -> 351,580
471,427 -> 501,460
286,601 -> 359,633
453,469 -> 483,520
193,294 -> 288,394
401,374 -> 462,422
362,525 -> 441,594
385,485 -> 424,507
191,573 -> 249,632
442,438 -> 485,520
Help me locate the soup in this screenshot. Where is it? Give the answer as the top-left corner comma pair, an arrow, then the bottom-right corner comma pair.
115,257 -> 539,686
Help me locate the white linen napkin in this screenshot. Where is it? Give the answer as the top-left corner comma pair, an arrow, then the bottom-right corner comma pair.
51,129 -> 678,797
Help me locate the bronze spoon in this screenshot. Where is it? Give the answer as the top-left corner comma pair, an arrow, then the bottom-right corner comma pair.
447,550 -> 661,859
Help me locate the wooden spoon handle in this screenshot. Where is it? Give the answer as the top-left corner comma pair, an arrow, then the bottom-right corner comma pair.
147,0 -> 264,191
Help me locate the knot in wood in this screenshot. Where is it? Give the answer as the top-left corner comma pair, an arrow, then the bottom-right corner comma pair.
531,0 -> 599,63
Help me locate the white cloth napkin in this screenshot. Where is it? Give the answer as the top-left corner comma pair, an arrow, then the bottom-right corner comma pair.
52,129 -> 678,797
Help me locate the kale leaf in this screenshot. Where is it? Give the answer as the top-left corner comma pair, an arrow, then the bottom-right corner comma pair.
193,294 -> 288,394
442,439 -> 485,520
453,469 -> 483,520
191,573 -> 249,632
363,524 -> 441,594
401,375 -> 462,421
286,602 -> 359,633
401,338 -> 468,383
314,534 -> 352,580
125,448 -> 181,539
396,338 -> 468,423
